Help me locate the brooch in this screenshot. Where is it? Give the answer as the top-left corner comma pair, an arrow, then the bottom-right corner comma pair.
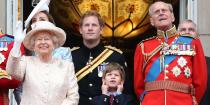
172,66 -> 181,77
177,57 -> 187,68
184,66 -> 191,78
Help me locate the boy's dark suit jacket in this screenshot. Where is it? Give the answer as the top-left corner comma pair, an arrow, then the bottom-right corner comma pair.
91,94 -> 136,105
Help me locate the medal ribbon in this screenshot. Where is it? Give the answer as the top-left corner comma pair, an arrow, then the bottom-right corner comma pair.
145,36 -> 193,82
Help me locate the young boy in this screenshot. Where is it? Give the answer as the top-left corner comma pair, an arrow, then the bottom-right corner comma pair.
91,62 -> 135,105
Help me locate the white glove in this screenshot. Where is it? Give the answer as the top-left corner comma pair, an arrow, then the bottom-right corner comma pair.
12,21 -> 26,57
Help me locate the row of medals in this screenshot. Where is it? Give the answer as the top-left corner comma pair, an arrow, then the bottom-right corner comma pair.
86,55 -> 107,78
161,42 -> 193,78
162,42 -> 195,56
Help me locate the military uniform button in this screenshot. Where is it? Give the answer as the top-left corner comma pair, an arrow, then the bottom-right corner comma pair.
104,97 -> 107,102
89,83 -> 93,86
165,70 -> 169,73
165,76 -> 169,79
89,97 -> 92,100
116,99 -> 119,103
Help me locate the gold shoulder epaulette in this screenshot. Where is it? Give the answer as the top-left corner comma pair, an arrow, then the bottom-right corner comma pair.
180,34 -> 196,39
70,47 -> 80,52
105,45 -> 123,54
138,36 -> 156,44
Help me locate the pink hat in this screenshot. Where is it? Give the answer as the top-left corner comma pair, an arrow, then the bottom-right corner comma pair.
23,21 -> 66,51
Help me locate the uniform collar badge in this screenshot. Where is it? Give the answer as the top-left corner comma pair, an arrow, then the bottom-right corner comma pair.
157,25 -> 178,38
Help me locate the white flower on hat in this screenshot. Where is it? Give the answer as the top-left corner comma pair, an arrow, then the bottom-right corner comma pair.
25,0 -> 51,28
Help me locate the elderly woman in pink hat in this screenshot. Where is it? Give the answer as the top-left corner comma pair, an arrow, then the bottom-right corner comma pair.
6,21 -> 79,105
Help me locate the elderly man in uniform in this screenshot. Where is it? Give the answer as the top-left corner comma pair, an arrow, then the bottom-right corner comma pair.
134,1 -> 207,105
71,10 -> 133,105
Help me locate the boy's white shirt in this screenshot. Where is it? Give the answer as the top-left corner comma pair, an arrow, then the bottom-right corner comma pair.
107,91 -> 122,96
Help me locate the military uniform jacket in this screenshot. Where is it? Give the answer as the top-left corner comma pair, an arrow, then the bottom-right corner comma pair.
134,27 -> 207,105
91,94 -> 135,105
0,34 -> 24,105
72,43 -> 128,105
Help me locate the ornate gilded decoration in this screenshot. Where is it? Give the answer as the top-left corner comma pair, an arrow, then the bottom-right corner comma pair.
50,0 -> 150,38
18,0 -> 21,20
0,68 -> 11,79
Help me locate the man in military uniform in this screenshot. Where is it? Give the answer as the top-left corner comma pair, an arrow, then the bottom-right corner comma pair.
134,1 -> 207,105
0,34 -> 24,105
178,19 -> 210,105
72,10 -> 132,105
